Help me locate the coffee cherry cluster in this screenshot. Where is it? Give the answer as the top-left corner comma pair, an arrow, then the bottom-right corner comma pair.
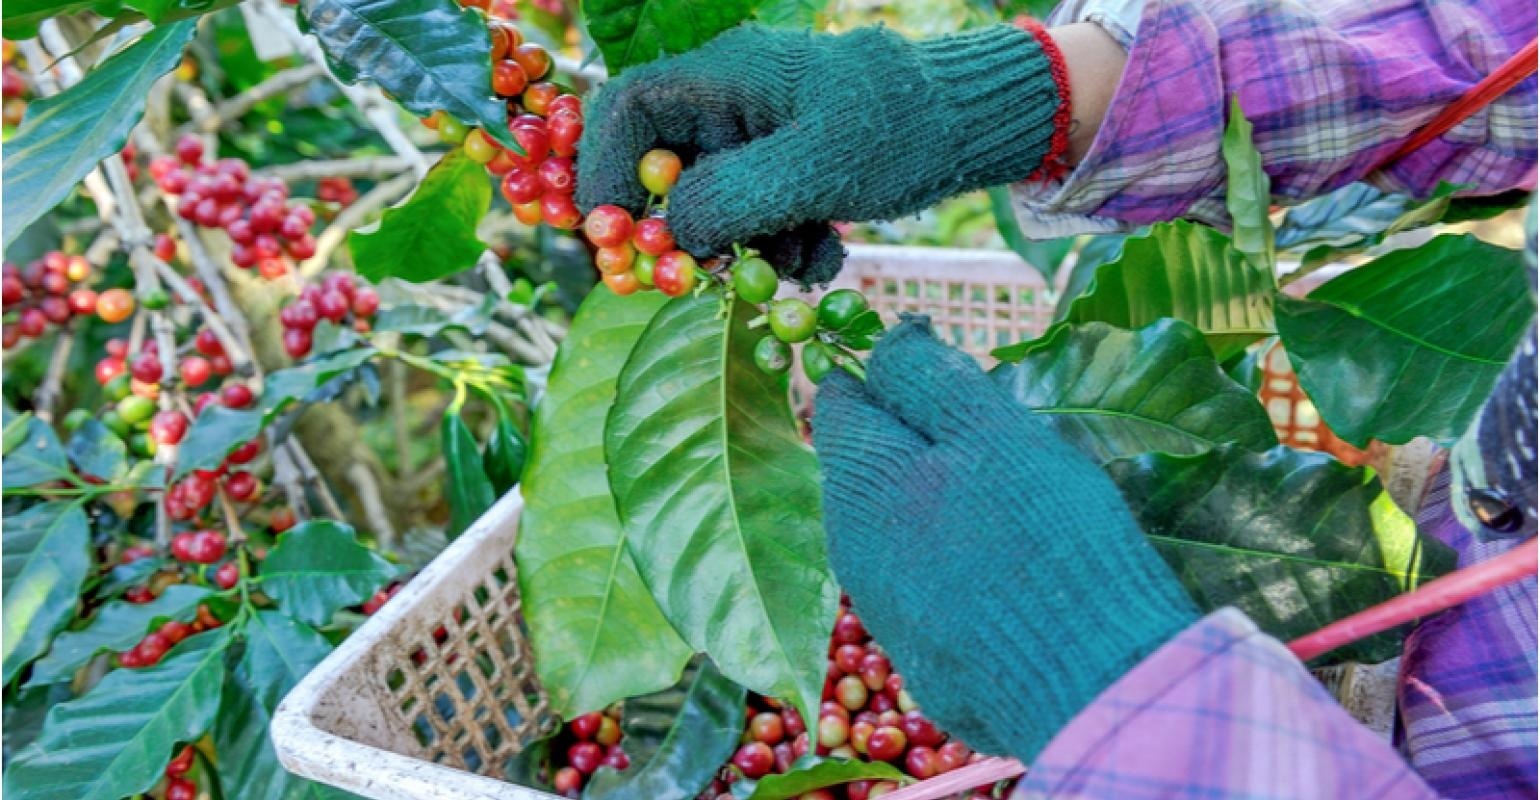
1,252 -> 109,347
316,176 -> 360,207
161,746 -> 202,800
277,272 -> 380,358
164,436 -> 262,522
148,134 -> 315,280
752,289 -> 873,383
578,150 -> 698,297
544,705 -> 630,797
3,39 -> 29,128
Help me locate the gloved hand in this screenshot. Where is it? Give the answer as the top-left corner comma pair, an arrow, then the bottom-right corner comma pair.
812,319 -> 1200,763
576,23 -> 1065,285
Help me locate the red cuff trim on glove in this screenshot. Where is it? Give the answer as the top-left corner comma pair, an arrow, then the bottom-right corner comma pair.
1013,17 -> 1073,183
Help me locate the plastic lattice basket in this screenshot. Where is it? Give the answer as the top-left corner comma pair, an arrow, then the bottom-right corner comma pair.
273,244 -> 1375,799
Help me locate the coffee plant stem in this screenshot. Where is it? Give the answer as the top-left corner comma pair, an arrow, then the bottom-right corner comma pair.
32,329 -> 74,422
182,64 -> 328,136
257,156 -> 417,183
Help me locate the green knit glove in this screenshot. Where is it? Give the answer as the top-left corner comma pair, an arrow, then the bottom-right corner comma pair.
812,319 -> 1200,762
576,23 -> 1063,285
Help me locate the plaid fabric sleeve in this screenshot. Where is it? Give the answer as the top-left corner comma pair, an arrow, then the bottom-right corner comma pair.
1010,608 -> 1439,800
1397,465 -> 1538,800
1010,0 -> 1539,238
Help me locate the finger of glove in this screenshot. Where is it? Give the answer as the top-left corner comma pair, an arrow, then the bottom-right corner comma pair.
812,371 -> 928,528
574,71 -> 752,216
745,222 -> 847,288
865,316 -> 1019,442
668,126 -> 831,258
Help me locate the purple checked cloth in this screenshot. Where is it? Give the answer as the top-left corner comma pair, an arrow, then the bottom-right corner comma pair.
1009,0 -> 1538,237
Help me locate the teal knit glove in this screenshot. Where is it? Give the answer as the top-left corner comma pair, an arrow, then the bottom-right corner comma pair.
812,319 -> 1200,762
576,23 -> 1064,285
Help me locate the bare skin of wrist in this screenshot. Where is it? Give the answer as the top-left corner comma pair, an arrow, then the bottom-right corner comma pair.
1047,22 -> 1129,165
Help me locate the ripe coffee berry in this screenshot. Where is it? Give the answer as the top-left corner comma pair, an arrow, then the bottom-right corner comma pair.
652,251 -> 698,298
226,439 -> 262,464
214,561 -> 240,590
492,60 -> 528,97
283,327 -> 313,359
166,778 -> 197,800
512,44 -> 551,81
522,82 -> 560,115
501,169 -> 542,205
552,767 -> 583,795
195,328 -> 224,356
96,288 -> 135,323
130,353 -> 163,383
537,157 -> 576,194
569,711 -> 602,740
594,244 -> 636,276
221,383 -> 254,408
602,270 -> 641,296
540,194 -> 582,229
188,530 -> 228,564
582,205 -> 633,248
866,726 -> 907,762
732,742 -> 774,779
567,741 -> 603,774
225,471 -> 259,501
150,411 -> 189,445
749,711 -> 784,745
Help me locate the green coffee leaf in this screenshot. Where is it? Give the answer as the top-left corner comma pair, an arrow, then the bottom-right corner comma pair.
483,415 -> 526,495
3,415 -> 73,488
3,502 -> 91,684
1108,445 -> 1456,663
1021,221 -> 1276,361
606,291 -> 837,726
3,629 -> 232,800
517,289 -> 692,719
259,520 -> 399,626
584,0 -> 756,75
441,411 -> 497,539
299,0 -> 515,148
991,320 -> 1277,463
352,151 -> 491,284
1221,96 -> 1274,272
27,585 -> 210,688
67,419 -> 129,482
736,756 -> 905,800
585,660 -> 745,800
1276,234 -> 1534,446
2,21 -> 195,248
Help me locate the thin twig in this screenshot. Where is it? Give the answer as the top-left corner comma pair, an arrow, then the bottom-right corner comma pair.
271,444 -> 312,520
258,156 -> 416,182
33,331 -> 74,423
180,63 -> 325,134
389,359 -> 412,481
286,439 -> 345,519
345,462 -> 397,549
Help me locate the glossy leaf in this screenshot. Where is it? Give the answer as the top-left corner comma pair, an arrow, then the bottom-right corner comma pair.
2,0 -> 100,39
215,611 -> 351,800
1275,182 -> 1455,266
258,520 -> 399,626
1221,96 -> 1273,272
1030,221 -> 1276,361
27,584 -> 210,688
991,320 -> 1276,463
517,289 -> 691,718
606,291 -> 838,725
1107,445 -> 1456,663
585,660 -> 746,800
584,0 -> 756,75
1276,234 -> 1534,446
483,415 -> 526,495
371,298 -> 495,337
753,0 -> 828,27
352,151 -> 491,284
1,21 -> 195,248
441,411 -> 497,539
298,0 -> 515,149
3,629 -> 231,800
3,415 -> 73,488
1054,233 -> 1129,321
735,756 -> 905,800
66,419 -> 129,482
3,502 -> 91,684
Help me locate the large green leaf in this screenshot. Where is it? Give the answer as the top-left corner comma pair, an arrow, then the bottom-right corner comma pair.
991,320 -> 1276,463
3,629 -> 232,800
2,0 -> 102,39
1107,445 -> 1455,663
585,660 -> 745,800
734,756 -> 905,800
3,502 -> 91,684
1221,97 -> 1273,272
3,415 -> 73,488
605,291 -> 838,725
517,289 -> 691,719
1275,182 -> 1456,271
66,419 -> 129,482
583,0 -> 756,75
215,611 -> 352,800
258,520 -> 399,626
753,0 -> 828,27
27,584 -> 210,688
441,411 -> 497,539
1276,234 -> 1534,446
298,0 -> 515,149
1030,221 -> 1277,361
351,151 -> 490,284
1,21 -> 195,248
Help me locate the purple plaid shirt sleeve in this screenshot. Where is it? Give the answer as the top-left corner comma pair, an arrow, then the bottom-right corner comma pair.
1010,0 -> 1539,238
1009,608 -> 1441,799
1397,469 -> 1538,799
